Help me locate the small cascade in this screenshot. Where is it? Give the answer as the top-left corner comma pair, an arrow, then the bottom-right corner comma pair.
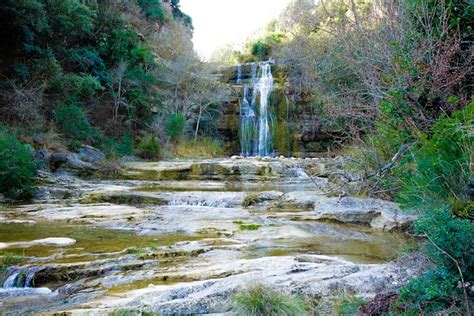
289,167 -> 310,179
238,62 -> 274,157
2,266 -> 38,289
168,199 -> 229,208
25,266 -> 39,287
3,270 -> 20,288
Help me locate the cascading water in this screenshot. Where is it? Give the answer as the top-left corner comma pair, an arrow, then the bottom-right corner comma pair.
2,266 -> 38,288
0,266 -> 54,297
236,64 -> 243,84
238,62 -> 274,157
256,63 -> 273,156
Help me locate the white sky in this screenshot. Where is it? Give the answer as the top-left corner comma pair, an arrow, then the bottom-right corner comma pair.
180,0 -> 293,60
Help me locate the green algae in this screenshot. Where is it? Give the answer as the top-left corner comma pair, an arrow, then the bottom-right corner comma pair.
0,222 -> 207,264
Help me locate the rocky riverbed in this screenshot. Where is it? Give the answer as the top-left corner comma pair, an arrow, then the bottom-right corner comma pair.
0,157 -> 420,315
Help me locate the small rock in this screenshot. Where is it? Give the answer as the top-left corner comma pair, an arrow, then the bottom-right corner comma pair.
2,220 -> 36,225
0,237 -> 76,249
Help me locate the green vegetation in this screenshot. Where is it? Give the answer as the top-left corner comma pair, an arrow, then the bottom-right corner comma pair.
54,103 -> 102,148
166,112 -> 186,142
1,252 -> 24,273
242,193 -> 259,207
174,138 -> 224,158
0,0 -> 228,169
334,292 -> 366,316
239,223 -> 262,231
137,135 -> 161,160
231,284 -> 309,315
395,103 -> 473,216
0,127 -> 36,199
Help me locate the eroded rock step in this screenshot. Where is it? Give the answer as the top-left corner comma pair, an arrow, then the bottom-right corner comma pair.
0,158 -> 418,314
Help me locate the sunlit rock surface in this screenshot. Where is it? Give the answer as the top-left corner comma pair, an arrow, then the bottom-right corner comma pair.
0,158 -> 419,314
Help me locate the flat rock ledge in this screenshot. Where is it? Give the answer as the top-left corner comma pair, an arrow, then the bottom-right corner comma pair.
253,191 -> 417,231
60,255 -> 420,315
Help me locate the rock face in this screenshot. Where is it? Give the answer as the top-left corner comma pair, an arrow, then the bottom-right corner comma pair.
0,158 -> 419,315
218,63 -> 343,157
34,147 -> 105,175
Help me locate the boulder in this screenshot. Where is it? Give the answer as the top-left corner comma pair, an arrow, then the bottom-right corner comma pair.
49,152 -> 97,174
370,208 -> 418,231
78,146 -> 105,163
33,149 -> 51,169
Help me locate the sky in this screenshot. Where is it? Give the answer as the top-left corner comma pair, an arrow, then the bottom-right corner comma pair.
180,0 -> 293,60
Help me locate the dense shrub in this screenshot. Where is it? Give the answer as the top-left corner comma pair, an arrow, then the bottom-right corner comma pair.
102,133 -> 135,158
63,74 -> 103,99
137,0 -> 165,21
137,135 -> 161,160
396,102 -> 473,215
53,103 -> 102,148
166,112 -> 185,142
394,104 -> 474,314
399,208 -> 473,313
251,41 -> 272,61
0,127 -> 36,199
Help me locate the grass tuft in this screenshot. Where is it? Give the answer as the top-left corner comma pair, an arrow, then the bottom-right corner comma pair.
231,283 -> 309,315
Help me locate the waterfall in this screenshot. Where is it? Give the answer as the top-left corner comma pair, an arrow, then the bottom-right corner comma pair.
236,64 -> 243,84
0,266 -> 55,297
238,62 -> 274,157
256,63 -> 273,156
3,270 -> 20,288
2,267 -> 38,288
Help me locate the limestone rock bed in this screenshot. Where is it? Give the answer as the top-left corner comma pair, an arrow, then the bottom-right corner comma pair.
0,158 -> 418,314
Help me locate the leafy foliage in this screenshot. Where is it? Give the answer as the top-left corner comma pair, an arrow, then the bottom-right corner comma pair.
166,112 -> 185,141
137,135 -> 161,159
395,102 -> 473,214
0,127 -> 36,199
54,104 -> 102,148
0,0 -> 222,162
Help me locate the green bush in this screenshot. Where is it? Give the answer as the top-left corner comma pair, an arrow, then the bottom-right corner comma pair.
251,41 -> 272,61
1,252 -> 24,273
54,103 -> 102,148
400,267 -> 461,313
334,292 -> 366,316
231,284 -> 309,315
102,133 -> 135,158
166,112 -> 185,142
137,0 -> 165,21
0,127 -> 36,199
398,208 -> 473,313
137,135 -> 161,160
396,102 -> 473,215
64,73 -> 103,98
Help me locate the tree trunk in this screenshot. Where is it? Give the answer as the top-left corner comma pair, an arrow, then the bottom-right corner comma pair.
194,106 -> 202,140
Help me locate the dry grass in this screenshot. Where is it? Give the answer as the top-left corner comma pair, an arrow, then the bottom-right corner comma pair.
174,137 -> 224,159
